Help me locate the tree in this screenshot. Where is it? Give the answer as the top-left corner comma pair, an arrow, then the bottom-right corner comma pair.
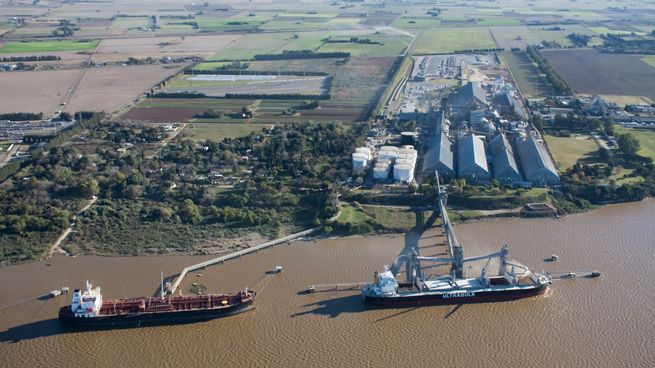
78,178 -> 99,198
180,199 -> 202,224
603,119 -> 615,136
617,133 -> 640,156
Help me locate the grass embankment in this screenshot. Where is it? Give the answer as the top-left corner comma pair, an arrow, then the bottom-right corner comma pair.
448,188 -> 549,210
331,204 -> 422,234
0,39 -> 100,53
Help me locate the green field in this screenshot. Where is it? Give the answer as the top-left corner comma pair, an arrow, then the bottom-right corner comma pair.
182,122 -> 269,142
196,14 -> 271,32
477,18 -> 521,26
615,126 -> 655,161
413,28 -> 496,54
390,17 -> 441,29
0,39 -> 99,53
111,16 -> 151,29
192,62 -> 234,71
528,24 -> 595,47
543,134 -> 599,170
502,51 -> 554,98
317,36 -> 410,57
258,19 -> 326,31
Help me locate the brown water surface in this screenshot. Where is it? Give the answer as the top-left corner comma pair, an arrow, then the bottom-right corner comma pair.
1,201 -> 654,367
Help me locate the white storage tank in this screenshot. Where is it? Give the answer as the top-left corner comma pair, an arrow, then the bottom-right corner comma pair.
393,164 -> 414,182
373,162 -> 391,180
352,152 -> 369,172
355,147 -> 372,160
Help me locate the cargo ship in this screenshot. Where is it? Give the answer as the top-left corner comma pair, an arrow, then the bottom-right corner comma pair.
59,281 -> 255,328
362,177 -> 551,307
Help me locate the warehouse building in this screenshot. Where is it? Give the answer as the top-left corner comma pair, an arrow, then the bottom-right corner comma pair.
487,134 -> 523,184
516,136 -> 560,186
457,134 -> 490,182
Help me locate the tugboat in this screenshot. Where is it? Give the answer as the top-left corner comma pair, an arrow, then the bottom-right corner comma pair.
362,177 -> 551,307
59,281 -> 255,329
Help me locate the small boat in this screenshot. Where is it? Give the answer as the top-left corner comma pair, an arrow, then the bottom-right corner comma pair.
305,285 -> 316,294
49,290 -> 62,298
550,255 -> 559,261
562,272 -> 577,278
590,270 -> 601,278
274,266 -> 283,273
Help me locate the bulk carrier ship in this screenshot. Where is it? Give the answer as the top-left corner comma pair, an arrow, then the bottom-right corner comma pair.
362,177 -> 551,307
59,281 -> 255,328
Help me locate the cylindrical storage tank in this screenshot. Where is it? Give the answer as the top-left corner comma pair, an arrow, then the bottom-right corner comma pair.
373,163 -> 390,180
393,164 -> 413,182
352,153 -> 368,172
380,146 -> 399,153
355,147 -> 372,160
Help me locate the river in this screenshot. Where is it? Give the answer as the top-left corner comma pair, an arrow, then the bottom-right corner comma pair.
1,201 -> 654,367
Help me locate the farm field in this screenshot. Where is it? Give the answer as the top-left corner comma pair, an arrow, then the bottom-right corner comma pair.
94,34 -> 239,61
489,26 -> 541,49
615,126 -> 655,162
317,35 -> 411,57
541,49 -> 655,101
390,17 -> 440,29
543,134 -> 599,170
528,24 -> 596,47
164,74 -> 330,97
64,64 -> 187,114
502,51 -> 554,98
477,18 -> 521,26
0,69 -> 80,114
209,32 -> 328,61
412,28 -> 496,54
195,13 -> 272,32
0,39 -> 99,53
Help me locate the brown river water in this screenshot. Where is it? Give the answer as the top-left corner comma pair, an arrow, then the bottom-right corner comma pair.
1,200 -> 654,367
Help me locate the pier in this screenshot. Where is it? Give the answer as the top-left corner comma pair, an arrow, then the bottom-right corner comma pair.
167,226 -> 322,295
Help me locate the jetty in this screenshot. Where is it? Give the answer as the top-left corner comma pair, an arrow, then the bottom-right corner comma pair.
167,226 -> 322,295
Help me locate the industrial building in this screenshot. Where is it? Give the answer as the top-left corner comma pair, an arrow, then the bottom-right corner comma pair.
516,136 -> 560,186
448,82 -> 487,118
373,146 -> 398,181
457,134 -> 490,182
487,134 -> 523,184
423,131 -> 454,178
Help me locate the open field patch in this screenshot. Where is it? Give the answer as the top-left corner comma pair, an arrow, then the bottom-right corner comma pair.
541,49 -> 655,101
0,39 -> 99,53
165,74 -> 330,97
528,24 -> 596,47
196,13 -> 273,32
317,35 -> 411,57
0,69 -> 80,115
94,34 -> 239,62
413,28 -> 496,54
182,122 -> 269,142
65,64 -> 187,114
489,26 -> 541,49
501,51 -> 554,98
615,126 -> 655,162
390,17 -> 441,29
543,134 -> 599,170
477,18 -> 521,26
209,32 -> 328,61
